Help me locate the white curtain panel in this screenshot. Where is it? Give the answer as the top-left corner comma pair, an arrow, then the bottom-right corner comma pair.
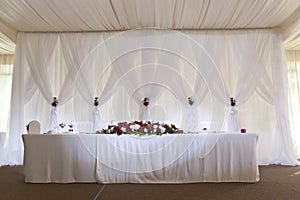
0,56 -> 13,132
22,33 -> 59,131
286,51 -> 300,157
256,46 -> 298,165
60,32 -> 116,131
3,29 -> 299,166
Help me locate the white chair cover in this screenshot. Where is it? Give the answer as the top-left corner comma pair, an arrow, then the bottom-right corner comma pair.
28,120 -> 41,134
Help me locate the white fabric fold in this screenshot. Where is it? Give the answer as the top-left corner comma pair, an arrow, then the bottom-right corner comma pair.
94,133 -> 259,183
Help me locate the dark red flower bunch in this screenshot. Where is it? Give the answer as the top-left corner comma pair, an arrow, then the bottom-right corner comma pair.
188,97 -> 194,106
104,125 -> 123,135
51,97 -> 58,107
59,123 -> 65,129
68,124 -> 74,132
143,97 -> 149,107
94,97 -> 99,107
115,126 -> 123,135
133,121 -> 151,126
162,123 -> 182,134
230,97 -> 236,107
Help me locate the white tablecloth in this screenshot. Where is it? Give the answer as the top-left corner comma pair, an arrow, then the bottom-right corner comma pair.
22,133 -> 259,183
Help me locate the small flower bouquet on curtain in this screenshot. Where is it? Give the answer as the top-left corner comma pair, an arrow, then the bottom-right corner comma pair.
230,97 -> 236,107
143,97 -> 149,107
188,96 -> 194,106
51,97 -> 58,107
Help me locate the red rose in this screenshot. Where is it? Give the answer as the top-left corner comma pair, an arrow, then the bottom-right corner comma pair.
230,97 -> 236,107
143,97 -> 149,107
171,124 -> 177,129
51,97 -> 58,107
117,128 -> 122,135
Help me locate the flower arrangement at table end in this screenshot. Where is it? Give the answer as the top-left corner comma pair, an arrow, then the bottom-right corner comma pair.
97,121 -> 184,136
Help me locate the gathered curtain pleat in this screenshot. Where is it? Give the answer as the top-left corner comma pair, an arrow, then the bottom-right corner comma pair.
256,47 -> 299,165
286,50 -> 300,158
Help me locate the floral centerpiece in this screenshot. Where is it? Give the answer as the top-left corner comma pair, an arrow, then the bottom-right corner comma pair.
98,121 -> 184,136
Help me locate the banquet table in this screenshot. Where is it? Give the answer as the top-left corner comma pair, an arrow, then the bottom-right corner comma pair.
22,132 -> 259,183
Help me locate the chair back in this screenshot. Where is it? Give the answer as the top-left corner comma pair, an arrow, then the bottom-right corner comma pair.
28,120 -> 41,134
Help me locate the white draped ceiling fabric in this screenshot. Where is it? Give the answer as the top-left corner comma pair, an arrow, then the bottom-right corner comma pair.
0,0 -> 300,50
1,29 -> 299,167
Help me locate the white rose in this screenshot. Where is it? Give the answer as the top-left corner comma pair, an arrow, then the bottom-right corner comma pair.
144,128 -> 148,133
121,127 -> 126,132
134,124 -> 140,130
153,125 -> 158,129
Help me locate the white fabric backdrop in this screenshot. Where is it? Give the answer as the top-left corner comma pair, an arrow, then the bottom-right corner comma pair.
286,51 -> 300,157
2,29 -> 299,166
0,55 -> 13,132
0,55 -> 13,165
